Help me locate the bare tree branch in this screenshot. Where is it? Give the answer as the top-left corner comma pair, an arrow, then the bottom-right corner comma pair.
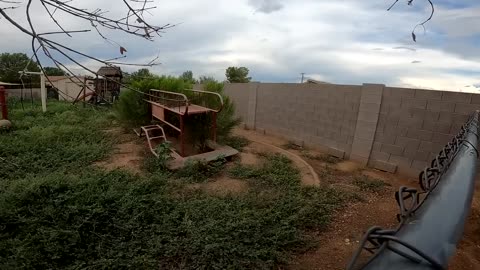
387,0 -> 435,42
0,0 -> 174,104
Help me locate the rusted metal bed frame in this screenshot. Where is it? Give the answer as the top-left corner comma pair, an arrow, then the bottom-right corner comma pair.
144,89 -> 224,156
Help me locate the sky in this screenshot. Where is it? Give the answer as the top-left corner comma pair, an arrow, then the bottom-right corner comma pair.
1,0 -> 480,92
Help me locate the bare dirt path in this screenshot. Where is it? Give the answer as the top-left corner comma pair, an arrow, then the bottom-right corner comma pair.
95,127 -> 145,174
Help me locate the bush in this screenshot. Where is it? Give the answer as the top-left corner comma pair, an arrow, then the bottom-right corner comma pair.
114,88 -> 149,126
229,153 -> 301,189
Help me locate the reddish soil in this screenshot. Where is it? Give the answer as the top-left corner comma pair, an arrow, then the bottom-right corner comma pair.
95,128 -> 144,174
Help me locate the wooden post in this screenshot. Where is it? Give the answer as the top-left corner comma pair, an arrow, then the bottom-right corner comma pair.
0,86 -> 8,120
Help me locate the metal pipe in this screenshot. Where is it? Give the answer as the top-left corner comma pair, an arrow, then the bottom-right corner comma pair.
0,86 -> 8,120
349,111 -> 479,270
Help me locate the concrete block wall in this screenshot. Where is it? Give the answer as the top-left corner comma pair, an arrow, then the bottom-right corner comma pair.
224,83 -> 480,177
223,83 -> 250,122
370,87 -> 476,176
226,83 -> 362,158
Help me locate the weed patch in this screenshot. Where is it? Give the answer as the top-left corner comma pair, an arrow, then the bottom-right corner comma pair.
352,175 -> 390,192
220,135 -> 250,151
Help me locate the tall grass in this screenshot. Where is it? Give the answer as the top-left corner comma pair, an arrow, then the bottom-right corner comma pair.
0,102 -> 346,269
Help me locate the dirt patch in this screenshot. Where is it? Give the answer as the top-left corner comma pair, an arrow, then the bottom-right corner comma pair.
95,129 -> 144,174
290,175 -> 411,270
233,129 -> 320,187
186,176 -> 249,197
336,161 -> 362,173
240,152 -> 261,166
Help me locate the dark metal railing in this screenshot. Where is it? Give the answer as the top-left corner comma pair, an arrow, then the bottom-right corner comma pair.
347,111 -> 479,270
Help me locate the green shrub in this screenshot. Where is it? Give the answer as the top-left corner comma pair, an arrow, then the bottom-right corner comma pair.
114,88 -> 149,126
229,153 -> 301,189
175,156 -> 227,182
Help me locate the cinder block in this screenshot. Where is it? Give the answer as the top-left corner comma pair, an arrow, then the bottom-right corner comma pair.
372,142 -> 382,151
454,103 -> 480,115
374,132 -> 396,145
381,144 -> 404,156
408,108 -> 426,119
432,133 -> 453,144
419,141 -> 434,152
384,125 -> 408,137
384,87 -> 415,98
471,94 -> 480,105
328,147 -> 346,159
450,122 -> 464,135
398,117 -> 423,129
395,136 -> 420,149
422,121 -> 451,134
355,126 -> 376,141
371,150 -> 390,161
357,111 -> 380,123
359,102 -> 382,113
389,155 -> 413,167
368,160 -> 397,173
415,89 -> 442,100
406,129 -> 433,141
412,160 -> 428,170
452,113 -> 470,123
442,92 -> 472,103
424,111 -> 440,121
427,101 -> 456,112
351,138 -> 374,158
401,98 -> 427,109
403,148 -> 429,161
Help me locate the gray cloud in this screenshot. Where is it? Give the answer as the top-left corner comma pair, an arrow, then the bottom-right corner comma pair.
248,0 -> 284,14
1,0 -> 480,91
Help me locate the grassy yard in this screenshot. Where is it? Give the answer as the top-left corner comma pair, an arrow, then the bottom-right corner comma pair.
0,101 -> 346,269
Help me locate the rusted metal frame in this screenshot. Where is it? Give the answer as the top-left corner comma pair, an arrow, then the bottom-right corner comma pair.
184,89 -> 224,113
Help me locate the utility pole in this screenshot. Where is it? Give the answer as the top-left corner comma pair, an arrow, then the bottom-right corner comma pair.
300,73 -> 305,83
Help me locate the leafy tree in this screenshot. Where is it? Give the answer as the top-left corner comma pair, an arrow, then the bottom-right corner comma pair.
180,70 -> 197,84
199,75 -> 216,84
0,53 -> 40,83
43,67 -> 67,76
225,67 -> 251,83
124,68 -> 155,84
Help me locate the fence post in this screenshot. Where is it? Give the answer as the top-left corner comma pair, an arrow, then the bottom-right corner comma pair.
0,86 -> 8,120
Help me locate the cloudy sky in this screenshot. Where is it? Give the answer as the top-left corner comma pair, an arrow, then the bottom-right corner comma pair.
1,0 -> 480,92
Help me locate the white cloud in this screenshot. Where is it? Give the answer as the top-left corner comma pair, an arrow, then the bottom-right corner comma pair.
1,0 -> 480,92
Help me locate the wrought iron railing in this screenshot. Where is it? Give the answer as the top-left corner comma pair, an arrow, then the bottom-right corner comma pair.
347,111 -> 479,270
